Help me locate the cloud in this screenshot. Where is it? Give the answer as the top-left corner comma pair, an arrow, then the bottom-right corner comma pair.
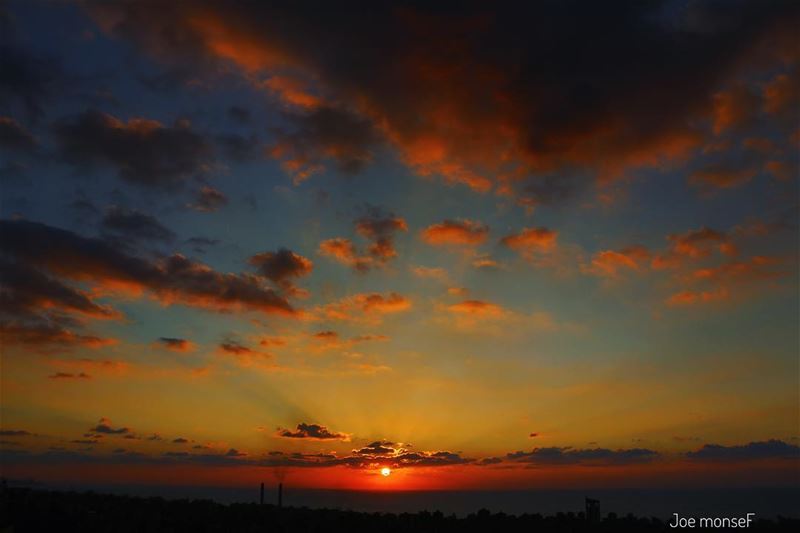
711,83 -> 760,135
410,266 -> 450,283
185,236 -> 220,253
507,446 -> 659,465
686,439 -> 800,461
652,227 -> 736,269
52,109 -> 212,187
582,246 -> 650,278
0,42 -> 61,121
89,417 -> 130,435
249,248 -> 313,294
318,238 -> 368,271
1,219 -> 297,325
315,292 -> 411,323
320,208 -> 407,272
86,1 -> 798,200
500,227 -> 557,257
48,372 -> 91,380
227,105 -> 250,123
0,116 -> 36,150
0,259 -> 120,322
665,287 -> 729,307
218,340 -> 254,356
763,68 -> 800,116
156,337 -> 196,353
0,430 -> 32,437
0,322 -> 116,352
172,437 -> 188,444
447,300 -> 506,318
276,422 -> 350,441
216,133 -> 259,161
421,219 -> 489,246
689,162 -> 760,190
100,206 -> 175,243
354,208 -> 408,262
310,330 -> 388,352
268,106 -> 380,184
188,186 -> 228,212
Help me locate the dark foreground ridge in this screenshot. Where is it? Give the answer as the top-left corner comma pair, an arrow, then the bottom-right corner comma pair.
1,487 -> 798,532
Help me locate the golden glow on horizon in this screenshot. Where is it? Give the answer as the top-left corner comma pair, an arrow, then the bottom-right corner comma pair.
381,467 -> 391,477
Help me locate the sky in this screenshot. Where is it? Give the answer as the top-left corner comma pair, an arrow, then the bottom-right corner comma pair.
1,0 -> 798,492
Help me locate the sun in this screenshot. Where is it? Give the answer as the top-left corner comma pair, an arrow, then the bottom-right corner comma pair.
380,467 -> 391,477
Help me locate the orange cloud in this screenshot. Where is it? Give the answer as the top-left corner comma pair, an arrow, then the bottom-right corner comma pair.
155,337 -> 196,353
666,288 -> 729,307
410,266 -> 450,283
500,227 -> 557,256
763,68 -> 799,115
689,165 -> 759,190
447,300 -> 506,317
262,76 -> 322,109
711,84 -> 760,134
316,292 -> 412,323
421,219 -> 488,246
652,227 -> 736,269
0,323 -> 117,352
86,2 -> 798,203
320,209 -> 407,272
319,238 -> 373,272
582,246 -> 650,278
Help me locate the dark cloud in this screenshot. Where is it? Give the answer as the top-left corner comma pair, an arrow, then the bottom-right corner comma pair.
52,109 -> 212,187
1,220 -> 296,335
507,446 -> 659,465
0,258 -> 119,351
89,417 -> 130,435
225,448 -> 246,457
0,116 -> 36,150
227,105 -> 250,124
156,337 -> 194,352
172,437 -> 188,444
269,106 -> 380,183
0,43 -> 60,121
48,372 -> 91,379
354,207 -> 407,262
83,0 -> 799,199
276,423 -> 350,441
0,429 -> 32,436
354,440 -> 397,455
686,439 -> 800,461
184,236 -> 219,254
0,259 -> 118,320
188,186 -> 228,212
319,207 -> 407,272
101,206 -> 175,243
216,133 -> 259,161
249,249 -> 313,291
218,340 -> 257,357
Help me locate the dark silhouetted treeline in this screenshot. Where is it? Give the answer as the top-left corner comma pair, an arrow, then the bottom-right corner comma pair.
1,487 -> 798,532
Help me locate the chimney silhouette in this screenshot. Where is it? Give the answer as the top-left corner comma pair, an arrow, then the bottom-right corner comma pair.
259,482 -> 264,505
278,482 -> 283,508
585,497 -> 600,524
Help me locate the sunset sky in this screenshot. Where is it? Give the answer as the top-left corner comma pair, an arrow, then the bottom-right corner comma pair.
1,1 -> 798,492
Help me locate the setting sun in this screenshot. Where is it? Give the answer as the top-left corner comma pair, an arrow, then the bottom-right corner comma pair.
381,467 -> 392,477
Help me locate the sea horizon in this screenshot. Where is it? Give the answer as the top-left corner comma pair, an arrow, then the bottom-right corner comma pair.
10,481 -> 799,520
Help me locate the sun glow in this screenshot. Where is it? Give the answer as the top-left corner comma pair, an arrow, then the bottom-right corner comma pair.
381,467 -> 391,477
